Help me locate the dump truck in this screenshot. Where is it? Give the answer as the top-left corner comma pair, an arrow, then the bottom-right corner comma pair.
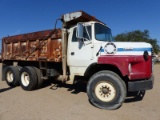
1,11 -> 154,110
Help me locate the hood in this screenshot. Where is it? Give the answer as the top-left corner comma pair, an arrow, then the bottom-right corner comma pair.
100,42 -> 152,56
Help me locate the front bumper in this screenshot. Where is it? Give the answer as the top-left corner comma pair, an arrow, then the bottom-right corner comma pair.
128,75 -> 154,92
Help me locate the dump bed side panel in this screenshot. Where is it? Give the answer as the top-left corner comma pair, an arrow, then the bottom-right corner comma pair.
2,29 -> 62,62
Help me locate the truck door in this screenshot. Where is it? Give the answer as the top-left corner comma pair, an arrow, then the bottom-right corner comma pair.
67,25 -> 93,68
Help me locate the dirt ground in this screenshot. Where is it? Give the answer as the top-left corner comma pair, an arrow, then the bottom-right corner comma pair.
0,64 -> 160,120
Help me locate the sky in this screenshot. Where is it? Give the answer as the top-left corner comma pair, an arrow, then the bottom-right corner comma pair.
0,0 -> 159,45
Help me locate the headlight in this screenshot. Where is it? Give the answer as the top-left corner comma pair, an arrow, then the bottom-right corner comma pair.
143,50 -> 149,61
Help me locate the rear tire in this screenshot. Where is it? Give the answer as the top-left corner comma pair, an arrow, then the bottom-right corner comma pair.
5,66 -> 20,87
32,67 -> 43,89
87,70 -> 126,110
20,66 -> 37,91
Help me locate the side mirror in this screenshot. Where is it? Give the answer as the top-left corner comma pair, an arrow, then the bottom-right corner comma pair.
76,23 -> 83,39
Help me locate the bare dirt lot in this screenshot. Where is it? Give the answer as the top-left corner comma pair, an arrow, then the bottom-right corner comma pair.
0,64 -> 160,120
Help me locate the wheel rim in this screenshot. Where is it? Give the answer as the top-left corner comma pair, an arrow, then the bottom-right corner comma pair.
21,72 -> 30,87
6,71 -> 14,83
95,81 -> 116,102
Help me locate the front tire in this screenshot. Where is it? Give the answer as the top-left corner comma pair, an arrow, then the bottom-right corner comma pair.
20,66 -> 38,91
87,70 -> 126,110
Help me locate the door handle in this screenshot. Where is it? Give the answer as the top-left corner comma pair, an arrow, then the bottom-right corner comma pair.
71,52 -> 75,55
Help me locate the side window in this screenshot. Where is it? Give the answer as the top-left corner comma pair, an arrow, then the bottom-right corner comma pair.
72,28 -> 77,42
83,26 -> 92,40
72,26 -> 92,42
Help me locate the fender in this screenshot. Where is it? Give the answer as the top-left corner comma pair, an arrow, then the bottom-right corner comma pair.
84,62 -> 122,78
98,55 -> 152,80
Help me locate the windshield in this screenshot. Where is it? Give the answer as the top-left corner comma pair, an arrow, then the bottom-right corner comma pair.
95,23 -> 113,41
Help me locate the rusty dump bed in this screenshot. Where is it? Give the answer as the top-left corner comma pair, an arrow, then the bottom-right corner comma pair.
2,29 -> 62,62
